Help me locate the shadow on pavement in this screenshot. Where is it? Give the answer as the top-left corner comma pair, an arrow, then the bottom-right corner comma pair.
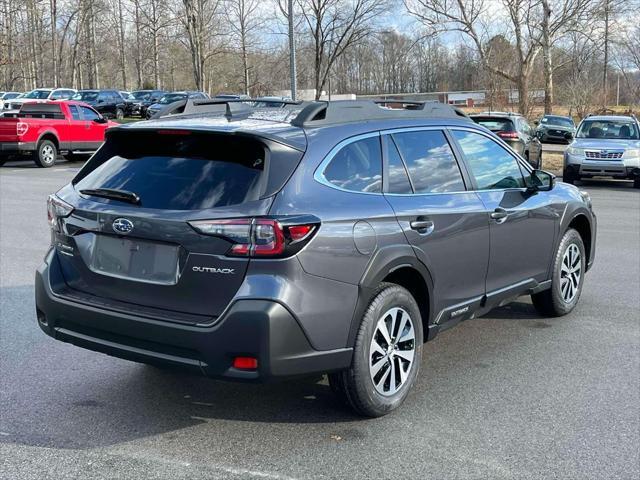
0,289 -> 559,451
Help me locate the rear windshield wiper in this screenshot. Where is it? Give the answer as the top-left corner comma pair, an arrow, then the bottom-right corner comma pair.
79,188 -> 141,205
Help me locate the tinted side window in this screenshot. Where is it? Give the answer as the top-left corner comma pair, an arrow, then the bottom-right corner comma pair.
323,136 -> 382,193
452,130 -> 525,190
80,106 -> 99,120
384,136 -> 412,194
69,105 -> 81,120
391,130 -> 465,194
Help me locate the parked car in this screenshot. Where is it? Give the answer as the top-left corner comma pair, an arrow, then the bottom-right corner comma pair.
0,101 -> 118,167
252,96 -> 293,108
36,100 -> 596,416
564,114 -> 640,188
470,112 -> 542,167
535,114 -> 576,143
0,92 -> 21,110
70,90 -> 126,120
119,91 -> 137,117
146,91 -> 209,118
214,93 -> 251,101
129,90 -> 166,117
5,88 -> 76,110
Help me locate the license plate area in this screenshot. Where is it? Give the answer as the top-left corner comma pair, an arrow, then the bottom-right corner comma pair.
88,234 -> 180,285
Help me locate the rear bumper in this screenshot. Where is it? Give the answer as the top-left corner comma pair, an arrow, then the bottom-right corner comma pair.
0,142 -> 35,154
35,250 -> 352,381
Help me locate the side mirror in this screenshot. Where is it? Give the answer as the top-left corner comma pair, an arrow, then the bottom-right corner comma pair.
93,117 -> 107,124
527,169 -> 555,192
564,132 -> 574,140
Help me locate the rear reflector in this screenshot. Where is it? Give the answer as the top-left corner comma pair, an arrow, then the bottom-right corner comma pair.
233,357 -> 258,370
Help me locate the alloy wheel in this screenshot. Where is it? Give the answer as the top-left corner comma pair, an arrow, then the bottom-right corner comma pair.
41,145 -> 55,164
560,243 -> 581,303
369,307 -> 416,396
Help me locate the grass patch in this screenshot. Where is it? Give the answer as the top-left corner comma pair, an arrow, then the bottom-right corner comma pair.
542,152 -> 564,173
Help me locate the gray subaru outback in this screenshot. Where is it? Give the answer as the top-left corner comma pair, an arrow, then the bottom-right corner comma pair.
36,100 -> 596,417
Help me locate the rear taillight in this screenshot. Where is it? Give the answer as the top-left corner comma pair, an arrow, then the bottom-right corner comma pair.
497,131 -> 518,139
47,194 -> 74,233
16,122 -> 28,136
189,217 -> 318,258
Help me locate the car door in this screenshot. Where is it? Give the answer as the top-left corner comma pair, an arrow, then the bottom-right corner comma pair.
450,128 -> 558,306
65,104 -> 85,150
382,128 -> 490,324
79,105 -> 106,147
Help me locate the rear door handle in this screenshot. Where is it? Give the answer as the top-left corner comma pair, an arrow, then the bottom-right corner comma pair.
490,208 -> 509,222
410,219 -> 435,234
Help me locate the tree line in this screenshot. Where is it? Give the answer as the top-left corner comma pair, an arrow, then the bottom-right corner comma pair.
0,0 -> 639,115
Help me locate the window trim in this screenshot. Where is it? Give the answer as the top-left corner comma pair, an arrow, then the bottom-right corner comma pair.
447,126 -> 533,193
314,126 -> 534,196
313,131 -> 383,196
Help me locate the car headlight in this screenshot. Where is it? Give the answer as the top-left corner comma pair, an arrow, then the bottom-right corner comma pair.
623,149 -> 640,158
567,146 -> 584,156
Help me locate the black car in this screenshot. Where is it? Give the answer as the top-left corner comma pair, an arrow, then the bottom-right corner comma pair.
471,112 -> 542,168
535,115 -> 576,143
71,90 -> 126,120
146,91 -> 209,118
119,91 -> 137,117
129,90 -> 167,117
36,100 -> 596,417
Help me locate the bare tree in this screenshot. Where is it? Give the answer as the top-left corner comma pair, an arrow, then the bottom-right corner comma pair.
298,0 -> 387,100
180,0 -> 221,91
226,0 -> 263,96
405,0 -> 546,114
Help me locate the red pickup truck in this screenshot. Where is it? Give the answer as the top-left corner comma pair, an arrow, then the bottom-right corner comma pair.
0,101 -> 118,167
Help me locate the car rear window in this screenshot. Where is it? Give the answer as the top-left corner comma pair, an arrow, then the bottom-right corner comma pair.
472,117 -> 515,132
74,131 -> 267,210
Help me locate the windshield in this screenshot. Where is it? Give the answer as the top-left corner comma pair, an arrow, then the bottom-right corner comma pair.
72,91 -> 99,102
541,116 -> 574,128
576,120 -> 639,140
472,117 -> 515,132
23,89 -> 51,99
158,93 -> 187,105
132,91 -> 152,100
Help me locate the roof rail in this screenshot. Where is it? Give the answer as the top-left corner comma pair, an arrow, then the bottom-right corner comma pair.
290,100 -> 469,127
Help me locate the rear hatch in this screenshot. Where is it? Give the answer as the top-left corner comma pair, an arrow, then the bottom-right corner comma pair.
54,128 -> 303,324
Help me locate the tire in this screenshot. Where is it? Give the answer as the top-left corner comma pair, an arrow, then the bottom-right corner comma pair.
563,167 -> 578,185
329,283 -> 423,417
115,108 -> 124,120
532,228 -> 586,317
633,177 -> 640,189
34,139 -> 57,168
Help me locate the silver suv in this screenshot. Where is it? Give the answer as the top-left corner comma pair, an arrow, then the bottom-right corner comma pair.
564,114 -> 640,188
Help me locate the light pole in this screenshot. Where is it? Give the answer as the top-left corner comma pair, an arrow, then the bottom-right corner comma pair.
288,0 -> 297,101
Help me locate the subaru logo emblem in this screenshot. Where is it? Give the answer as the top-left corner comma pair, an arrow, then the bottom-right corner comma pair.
112,218 -> 134,234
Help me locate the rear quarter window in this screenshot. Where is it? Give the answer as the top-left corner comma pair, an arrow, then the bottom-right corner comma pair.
322,136 -> 382,193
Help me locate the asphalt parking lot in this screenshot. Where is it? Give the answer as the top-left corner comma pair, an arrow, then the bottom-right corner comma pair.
0,160 -> 638,480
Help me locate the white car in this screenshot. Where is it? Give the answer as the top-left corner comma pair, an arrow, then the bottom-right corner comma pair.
0,91 -> 22,110
4,88 -> 76,110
